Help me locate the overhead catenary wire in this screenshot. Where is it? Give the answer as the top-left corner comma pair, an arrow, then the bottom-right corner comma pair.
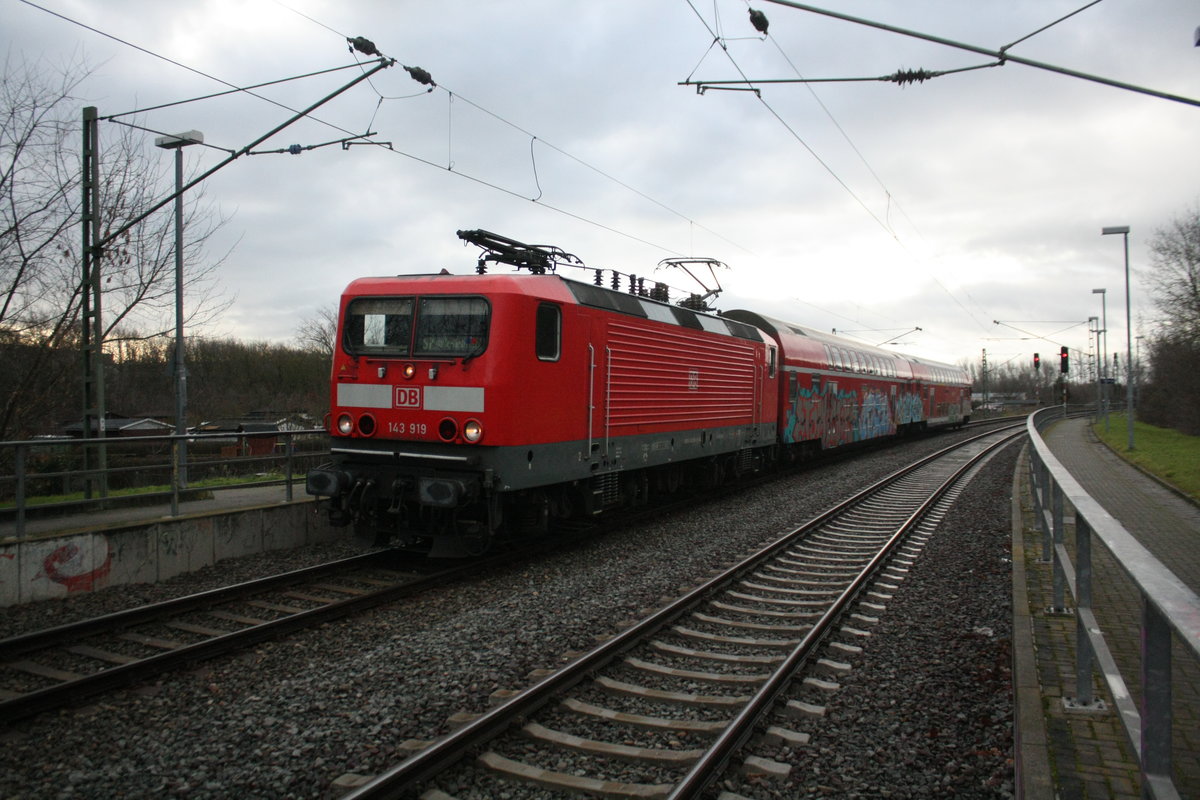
684,0 -> 995,346
681,0 -> 896,242
18,0 -> 374,126
760,23 -> 931,245
992,319 -> 1090,347
437,89 -> 748,252
688,0 -> 1193,345
102,62 -> 374,119
999,0 -> 1104,55
20,0 -> 737,265
272,0 -> 751,256
760,0 -> 1200,108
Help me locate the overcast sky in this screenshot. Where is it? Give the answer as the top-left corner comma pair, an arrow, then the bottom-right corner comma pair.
7,0 -> 1198,369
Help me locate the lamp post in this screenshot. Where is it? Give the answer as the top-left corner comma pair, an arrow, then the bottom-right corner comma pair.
1102,225 -> 1134,451
155,130 -> 203,488
1089,316 -> 1100,420
1135,334 -> 1144,410
1092,287 -> 1108,431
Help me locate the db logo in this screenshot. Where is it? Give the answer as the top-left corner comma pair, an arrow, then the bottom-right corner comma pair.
395,387 -> 421,408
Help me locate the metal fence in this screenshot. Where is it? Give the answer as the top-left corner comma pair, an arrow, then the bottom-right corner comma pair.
1027,407 -> 1200,800
0,429 -> 330,541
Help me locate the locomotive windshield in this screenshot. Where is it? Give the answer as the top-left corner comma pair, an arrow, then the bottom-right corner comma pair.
343,296 -> 489,358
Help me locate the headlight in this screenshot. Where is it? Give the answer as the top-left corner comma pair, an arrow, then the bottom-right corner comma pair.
463,419 -> 483,443
337,414 -> 353,435
358,414 -> 376,436
403,363 -> 416,379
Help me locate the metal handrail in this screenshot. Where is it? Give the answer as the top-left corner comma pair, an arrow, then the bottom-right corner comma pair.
1026,407 -> 1200,800
0,428 -> 330,541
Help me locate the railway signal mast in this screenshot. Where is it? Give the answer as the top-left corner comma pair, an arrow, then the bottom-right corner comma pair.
1060,346 -> 1069,410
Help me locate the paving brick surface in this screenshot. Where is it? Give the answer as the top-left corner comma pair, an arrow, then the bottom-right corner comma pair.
1020,416 -> 1200,799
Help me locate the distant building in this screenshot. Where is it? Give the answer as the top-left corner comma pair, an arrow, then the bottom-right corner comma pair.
972,392 -> 1031,410
62,413 -> 175,438
193,418 -> 280,456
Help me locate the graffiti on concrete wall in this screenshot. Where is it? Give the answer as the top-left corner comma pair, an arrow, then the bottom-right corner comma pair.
36,540 -> 112,593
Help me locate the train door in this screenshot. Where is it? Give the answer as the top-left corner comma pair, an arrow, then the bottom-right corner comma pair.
586,316 -> 607,462
823,378 -> 838,448
754,345 -> 774,431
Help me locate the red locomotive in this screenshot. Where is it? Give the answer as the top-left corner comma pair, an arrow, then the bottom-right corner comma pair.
307,231 -> 971,555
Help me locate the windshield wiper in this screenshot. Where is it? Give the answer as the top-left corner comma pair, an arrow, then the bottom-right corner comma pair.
460,341 -> 487,365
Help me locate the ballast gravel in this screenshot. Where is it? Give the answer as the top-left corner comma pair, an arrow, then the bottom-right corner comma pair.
0,431 -> 1017,799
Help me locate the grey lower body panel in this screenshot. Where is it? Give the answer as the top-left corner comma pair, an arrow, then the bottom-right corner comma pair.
307,423 -> 777,553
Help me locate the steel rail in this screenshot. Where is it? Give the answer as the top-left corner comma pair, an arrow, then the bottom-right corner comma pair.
0,551 -> 390,658
668,427 -> 1025,798
343,423 -> 1025,799
0,550 -> 513,725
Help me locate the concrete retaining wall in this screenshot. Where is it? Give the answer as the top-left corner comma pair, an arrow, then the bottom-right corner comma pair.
0,499 -> 340,608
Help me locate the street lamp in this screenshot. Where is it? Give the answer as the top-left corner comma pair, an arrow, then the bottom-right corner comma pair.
1135,334 -> 1145,409
1102,225 -> 1134,451
1088,316 -> 1100,421
1092,287 -> 1108,431
155,130 -> 203,488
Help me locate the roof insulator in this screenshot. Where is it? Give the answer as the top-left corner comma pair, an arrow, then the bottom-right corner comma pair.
347,36 -> 380,57
890,68 -> 936,86
749,8 -> 769,34
404,65 -> 436,87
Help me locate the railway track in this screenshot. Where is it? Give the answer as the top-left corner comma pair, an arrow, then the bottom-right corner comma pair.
0,422 -> 1014,729
0,551 -> 510,724
343,423 -> 1025,799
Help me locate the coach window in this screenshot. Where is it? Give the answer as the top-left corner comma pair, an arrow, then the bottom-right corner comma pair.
768,346 -> 777,378
535,302 -> 561,361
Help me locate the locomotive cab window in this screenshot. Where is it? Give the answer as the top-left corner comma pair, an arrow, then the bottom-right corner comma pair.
535,302 -> 561,361
414,296 -> 489,357
343,295 -> 489,358
343,297 -> 414,356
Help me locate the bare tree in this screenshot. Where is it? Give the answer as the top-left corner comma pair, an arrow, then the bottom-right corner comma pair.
295,303 -> 338,359
1144,203 -> 1200,343
1137,204 -> 1200,434
0,53 -> 232,438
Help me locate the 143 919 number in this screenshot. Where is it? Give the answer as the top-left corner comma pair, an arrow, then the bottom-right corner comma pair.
388,421 -> 427,435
